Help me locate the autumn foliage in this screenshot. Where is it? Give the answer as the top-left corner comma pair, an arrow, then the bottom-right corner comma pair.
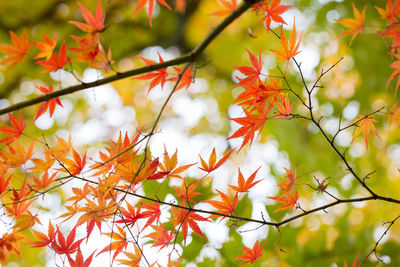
0,0 -> 399,266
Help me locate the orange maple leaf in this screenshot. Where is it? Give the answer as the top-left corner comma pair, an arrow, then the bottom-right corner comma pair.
174,179 -> 202,203
209,0 -> 238,17
0,113 -> 26,144
159,146 -> 195,179
268,189 -> 299,212
344,251 -> 359,267
34,85 -> 63,121
61,148 -> 87,175
69,34 -> 99,65
69,0 -> 105,33
198,147 -> 234,173
229,167 -> 262,193
389,100 -> 400,127
133,0 -> 171,27
98,226 -> 128,262
261,0 -> 292,31
386,54 -> 400,94
145,224 -> 174,250
271,22 -> 302,62
171,208 -> 208,245
34,33 -> 57,60
351,115 -> 381,149
233,49 -> 263,88
336,3 -> 366,44
117,246 -> 142,266
235,240 -> 265,265
32,171 -> 57,191
0,142 -> 33,168
204,190 -> 239,218
277,166 -> 298,196
30,220 -> 56,248
36,41 -> 69,72
375,0 -> 400,22
0,29 -> 32,68
275,93 -> 293,117
67,247 -> 95,267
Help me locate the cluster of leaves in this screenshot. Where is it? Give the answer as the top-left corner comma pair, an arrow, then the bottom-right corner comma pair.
0,0 -> 399,266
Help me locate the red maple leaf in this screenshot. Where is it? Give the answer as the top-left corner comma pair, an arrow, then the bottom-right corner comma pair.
268,190 -> 299,212
234,49 -> 263,88
116,202 -> 146,226
0,29 -> 32,68
135,52 -> 170,94
69,0 -> 105,33
133,0 -> 171,27
141,202 -> 162,230
0,113 -> 26,144
235,240 -> 265,265
52,226 -> 83,255
36,41 -> 69,72
34,85 -> 63,121
171,208 -> 208,245
98,226 -> 128,262
67,247 -> 95,267
30,220 -> 56,248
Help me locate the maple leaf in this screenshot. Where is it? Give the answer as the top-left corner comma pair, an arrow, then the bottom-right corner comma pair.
271,22 -> 302,62
275,93 -> 293,117
133,0 -> 171,27
229,167 -> 262,193
386,54 -> 400,94
93,43 -> 114,73
261,0 -> 292,31
171,208 -> 208,245
98,226 -> 128,262
0,231 -> 24,265
134,52 -> 169,94
30,220 -> 56,248
36,41 -> 69,72
34,85 -> 63,121
233,49 -> 263,88
67,247 -> 95,267
32,171 -> 57,191
167,255 -> 181,267
69,34 -> 99,65
344,251 -> 359,267
0,29 -> 32,68
209,0 -> 238,17
375,0 -> 400,23
0,173 -> 11,195
61,148 -> 87,175
174,179 -> 202,203
351,115 -> 381,149
389,100 -> 400,127
159,146 -> 195,179
15,211 -> 41,232
116,202 -> 146,226
228,106 -> 268,150
277,166 -> 298,196
69,0 -> 105,33
173,66 -> 194,91
145,224 -> 174,250
141,202 -> 162,229
198,147 -> 234,173
118,246 -> 142,266
204,190 -> 239,218
34,33 -> 57,60
52,226 -> 83,255
336,3 -> 366,44
0,113 -> 26,144
268,190 -> 299,212
0,142 -> 34,168
235,240 -> 265,265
